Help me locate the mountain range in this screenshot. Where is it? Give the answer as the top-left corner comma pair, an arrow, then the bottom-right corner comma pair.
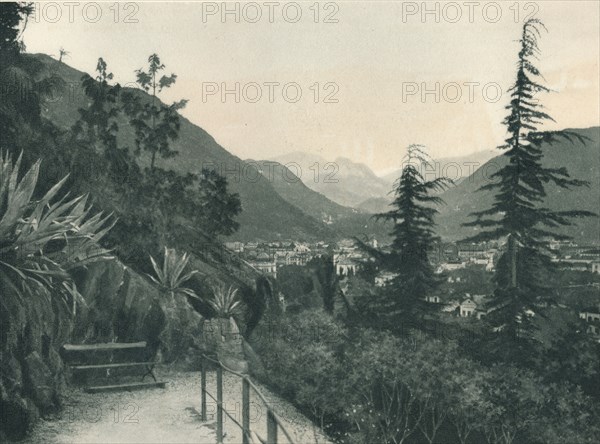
35,54 -> 377,242
36,54 -> 599,244
435,127 -> 600,244
270,152 -> 391,209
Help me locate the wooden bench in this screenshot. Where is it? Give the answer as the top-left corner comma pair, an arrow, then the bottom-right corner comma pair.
62,342 -> 166,393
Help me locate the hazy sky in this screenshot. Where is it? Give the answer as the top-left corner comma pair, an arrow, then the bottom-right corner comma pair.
25,1 -> 599,174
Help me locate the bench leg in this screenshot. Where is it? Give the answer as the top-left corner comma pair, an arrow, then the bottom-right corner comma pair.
142,364 -> 157,382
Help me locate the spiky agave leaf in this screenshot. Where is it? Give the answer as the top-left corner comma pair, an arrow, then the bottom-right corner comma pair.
147,247 -> 200,299
0,151 -> 115,313
208,284 -> 241,318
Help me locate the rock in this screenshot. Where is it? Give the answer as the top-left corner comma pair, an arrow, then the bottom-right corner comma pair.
0,396 -> 39,441
243,339 -> 266,377
23,352 -> 56,414
72,259 -> 204,364
203,318 -> 248,373
0,354 -> 23,393
220,355 -> 249,374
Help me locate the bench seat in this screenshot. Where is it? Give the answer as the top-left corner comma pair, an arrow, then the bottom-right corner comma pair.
71,361 -> 155,370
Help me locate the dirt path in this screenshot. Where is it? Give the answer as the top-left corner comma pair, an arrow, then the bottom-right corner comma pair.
27,369 -> 330,444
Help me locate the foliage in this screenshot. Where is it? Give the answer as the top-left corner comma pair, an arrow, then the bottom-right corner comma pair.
276,264 -> 322,313
368,145 -> 451,329
148,247 -> 200,300
240,276 -> 270,335
193,168 -> 241,237
338,275 -> 381,328
121,53 -> 187,170
0,151 -> 114,310
252,309 -> 349,439
463,19 -> 595,360
208,284 -> 242,318
540,322 -> 600,398
60,57 -> 240,269
72,57 -> 128,179
0,2 -> 33,62
0,3 -> 64,151
307,254 -> 339,314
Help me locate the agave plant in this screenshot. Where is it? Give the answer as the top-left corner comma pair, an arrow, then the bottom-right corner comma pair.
209,284 -> 241,318
148,247 -> 200,300
0,151 -> 115,310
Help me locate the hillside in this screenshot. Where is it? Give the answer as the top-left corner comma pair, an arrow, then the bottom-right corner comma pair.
436,127 -> 600,244
245,159 -> 355,222
33,54 -> 334,242
248,159 -> 390,240
270,152 -> 390,208
382,149 -> 497,188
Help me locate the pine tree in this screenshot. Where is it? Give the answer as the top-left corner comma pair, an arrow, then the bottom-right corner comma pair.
373,145 -> 450,330
463,19 -> 594,360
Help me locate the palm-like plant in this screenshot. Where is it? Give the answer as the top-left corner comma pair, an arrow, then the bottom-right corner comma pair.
148,247 -> 200,300
209,284 -> 241,318
0,151 -> 115,310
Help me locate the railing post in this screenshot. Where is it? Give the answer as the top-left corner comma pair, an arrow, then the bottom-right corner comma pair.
242,378 -> 250,444
201,356 -> 207,421
267,408 -> 277,444
217,365 -> 223,444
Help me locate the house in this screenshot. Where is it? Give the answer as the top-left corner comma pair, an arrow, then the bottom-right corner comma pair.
334,256 -> 358,276
579,310 -> 600,323
579,308 -> 600,335
459,299 -> 477,317
285,252 -> 310,266
375,272 -> 397,287
438,260 -> 466,272
248,252 -> 277,278
224,242 -> 244,253
425,295 -> 442,304
457,244 -> 488,260
294,243 -> 311,253
458,296 -> 489,319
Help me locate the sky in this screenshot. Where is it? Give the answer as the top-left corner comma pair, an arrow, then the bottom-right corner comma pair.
24,1 -> 600,174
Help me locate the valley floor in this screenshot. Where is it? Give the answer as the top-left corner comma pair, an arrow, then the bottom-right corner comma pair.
26,368 -> 330,444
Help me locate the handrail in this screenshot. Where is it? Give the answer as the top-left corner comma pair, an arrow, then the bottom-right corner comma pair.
200,353 -> 298,444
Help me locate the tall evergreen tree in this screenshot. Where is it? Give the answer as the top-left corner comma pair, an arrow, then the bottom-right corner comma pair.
373,145 -> 450,330
463,19 -> 594,360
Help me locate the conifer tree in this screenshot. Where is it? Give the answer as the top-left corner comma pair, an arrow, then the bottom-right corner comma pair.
463,19 -> 594,360
373,145 -> 450,329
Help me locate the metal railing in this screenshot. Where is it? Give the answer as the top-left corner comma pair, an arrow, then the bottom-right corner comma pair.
200,354 -> 297,444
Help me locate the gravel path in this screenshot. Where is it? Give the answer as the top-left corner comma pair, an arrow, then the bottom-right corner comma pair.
27,369 -> 331,444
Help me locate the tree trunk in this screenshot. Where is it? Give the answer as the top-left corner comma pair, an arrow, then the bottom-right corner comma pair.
508,234 -> 517,288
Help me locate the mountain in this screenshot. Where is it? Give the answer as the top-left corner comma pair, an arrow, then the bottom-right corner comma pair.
359,150 -> 498,214
435,127 -> 600,244
245,159 -> 353,221
270,152 -> 390,208
33,54 -> 336,242
382,149 -> 497,187
247,159 -> 391,240
33,55 -> 598,244
357,197 -> 393,214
